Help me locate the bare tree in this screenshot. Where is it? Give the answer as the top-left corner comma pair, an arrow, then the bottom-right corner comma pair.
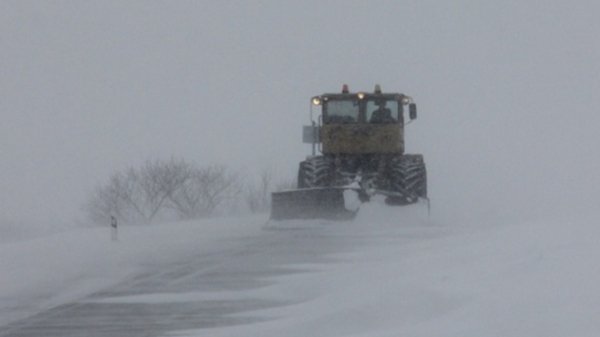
138,159 -> 191,221
84,170 -> 142,224
86,159 -> 241,224
169,165 -> 240,219
245,168 -> 274,213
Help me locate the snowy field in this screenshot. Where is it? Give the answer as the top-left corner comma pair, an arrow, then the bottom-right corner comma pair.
2,202 -> 600,337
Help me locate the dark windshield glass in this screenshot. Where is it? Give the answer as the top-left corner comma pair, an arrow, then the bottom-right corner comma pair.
325,100 -> 359,124
366,99 -> 399,123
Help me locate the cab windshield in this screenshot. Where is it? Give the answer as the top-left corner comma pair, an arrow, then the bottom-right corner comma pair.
324,100 -> 359,124
366,99 -> 400,124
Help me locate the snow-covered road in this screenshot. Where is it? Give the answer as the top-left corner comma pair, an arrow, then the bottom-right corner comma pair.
0,225 -> 337,336
2,202 -> 600,337
0,206 -> 413,336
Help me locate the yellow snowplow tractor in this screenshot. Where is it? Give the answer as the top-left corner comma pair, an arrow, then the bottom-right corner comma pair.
270,85 -> 427,220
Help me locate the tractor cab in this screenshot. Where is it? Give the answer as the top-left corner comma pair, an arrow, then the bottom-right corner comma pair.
314,84 -> 416,125
308,85 -> 417,155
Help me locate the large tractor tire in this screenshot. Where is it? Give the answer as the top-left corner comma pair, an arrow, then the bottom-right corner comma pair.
387,154 -> 427,204
297,156 -> 334,188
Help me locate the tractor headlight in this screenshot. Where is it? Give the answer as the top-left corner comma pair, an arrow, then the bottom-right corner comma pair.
312,97 -> 322,106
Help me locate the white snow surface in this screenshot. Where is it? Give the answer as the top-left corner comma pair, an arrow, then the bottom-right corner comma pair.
0,216 -> 262,326
2,205 -> 600,336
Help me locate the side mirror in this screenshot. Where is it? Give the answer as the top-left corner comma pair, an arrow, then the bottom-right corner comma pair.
409,103 -> 417,120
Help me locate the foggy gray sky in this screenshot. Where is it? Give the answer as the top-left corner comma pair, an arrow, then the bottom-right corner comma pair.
2,1 -> 600,226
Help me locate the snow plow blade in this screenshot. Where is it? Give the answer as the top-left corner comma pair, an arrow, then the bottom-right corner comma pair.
270,187 -> 364,221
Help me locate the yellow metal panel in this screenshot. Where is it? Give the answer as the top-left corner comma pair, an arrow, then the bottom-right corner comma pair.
321,124 -> 404,154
